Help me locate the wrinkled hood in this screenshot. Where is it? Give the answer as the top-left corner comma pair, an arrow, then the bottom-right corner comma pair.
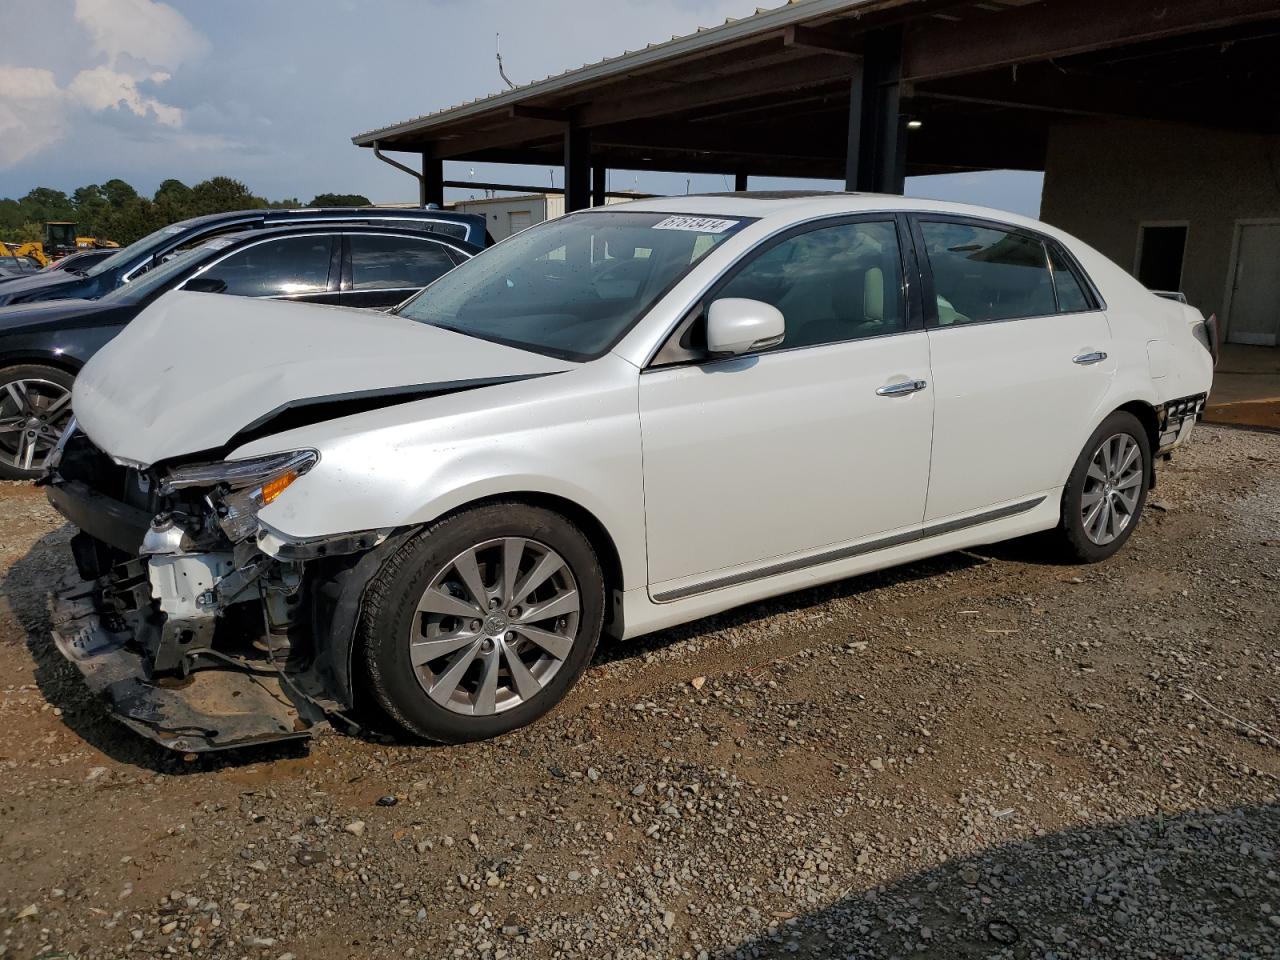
0,296 -> 126,333
73,291 -> 574,466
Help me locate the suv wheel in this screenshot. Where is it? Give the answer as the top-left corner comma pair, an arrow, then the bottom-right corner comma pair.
359,502 -> 605,743
1053,410 -> 1151,563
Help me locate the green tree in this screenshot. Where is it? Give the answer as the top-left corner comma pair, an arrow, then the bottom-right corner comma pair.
14,221 -> 44,243
72,184 -> 110,237
101,197 -> 164,245
309,192 -> 371,207
101,178 -> 139,208
186,177 -> 267,217
153,178 -> 193,223
19,187 -> 75,225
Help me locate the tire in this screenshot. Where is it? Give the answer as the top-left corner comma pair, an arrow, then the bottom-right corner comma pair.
1052,410 -> 1151,563
0,363 -> 76,481
359,501 -> 605,743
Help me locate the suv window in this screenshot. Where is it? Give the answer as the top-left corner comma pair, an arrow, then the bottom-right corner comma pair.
204,235 -> 333,298
349,235 -> 456,291
715,220 -> 905,351
919,221 -> 1056,325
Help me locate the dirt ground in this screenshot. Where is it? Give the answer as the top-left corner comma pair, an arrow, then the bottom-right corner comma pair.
1,425 -> 1277,960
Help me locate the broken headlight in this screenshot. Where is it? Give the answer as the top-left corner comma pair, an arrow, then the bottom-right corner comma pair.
160,450 -> 318,542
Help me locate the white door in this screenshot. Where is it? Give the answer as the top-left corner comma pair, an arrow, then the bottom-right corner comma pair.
639,218 -> 934,592
1229,223 -> 1280,346
915,218 -> 1113,521
508,210 -> 533,236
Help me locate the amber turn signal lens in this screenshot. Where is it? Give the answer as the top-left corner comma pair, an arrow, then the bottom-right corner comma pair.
260,470 -> 299,505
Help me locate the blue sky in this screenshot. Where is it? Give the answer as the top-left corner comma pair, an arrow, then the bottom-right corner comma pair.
0,0 -> 1043,215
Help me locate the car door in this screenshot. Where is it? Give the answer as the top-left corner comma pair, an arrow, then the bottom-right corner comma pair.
180,234 -> 341,305
340,233 -> 465,309
912,215 -> 1114,522
638,215 -> 934,595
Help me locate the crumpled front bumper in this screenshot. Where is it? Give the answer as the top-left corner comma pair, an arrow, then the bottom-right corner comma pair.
49,570 -> 327,753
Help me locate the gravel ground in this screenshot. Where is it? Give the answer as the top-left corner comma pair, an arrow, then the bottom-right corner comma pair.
0,424 -> 1277,959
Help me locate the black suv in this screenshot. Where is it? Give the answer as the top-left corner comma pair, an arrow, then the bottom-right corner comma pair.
0,207 -> 487,307
0,223 -> 478,479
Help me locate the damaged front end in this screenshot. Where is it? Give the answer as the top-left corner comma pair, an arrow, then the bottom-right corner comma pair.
45,422 -> 391,752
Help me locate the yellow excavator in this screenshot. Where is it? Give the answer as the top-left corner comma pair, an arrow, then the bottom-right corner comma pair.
0,223 -> 118,268
0,239 -> 51,268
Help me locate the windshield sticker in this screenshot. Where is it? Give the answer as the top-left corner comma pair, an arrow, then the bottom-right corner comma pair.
652,216 -> 739,234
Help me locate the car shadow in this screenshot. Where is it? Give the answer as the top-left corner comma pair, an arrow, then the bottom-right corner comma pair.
593,548 -> 993,668
7,521 -> 1076,767
709,802 -> 1280,958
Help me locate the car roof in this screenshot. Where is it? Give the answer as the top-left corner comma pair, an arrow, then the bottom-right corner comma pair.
203,222 -> 481,252
604,191 -> 1063,240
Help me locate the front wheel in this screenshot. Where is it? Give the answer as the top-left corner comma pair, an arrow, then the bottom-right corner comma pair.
1052,410 -> 1151,563
0,364 -> 76,481
359,502 -> 605,743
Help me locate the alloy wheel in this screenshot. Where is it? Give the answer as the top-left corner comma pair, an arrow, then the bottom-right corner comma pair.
0,378 -> 73,473
1080,432 -> 1144,546
409,537 -> 581,716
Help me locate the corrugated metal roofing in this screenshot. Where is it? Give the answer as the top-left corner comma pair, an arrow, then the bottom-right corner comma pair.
351,0 -> 891,144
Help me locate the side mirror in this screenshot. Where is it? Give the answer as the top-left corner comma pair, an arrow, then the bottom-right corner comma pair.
183,276 -> 228,294
706,298 -> 785,356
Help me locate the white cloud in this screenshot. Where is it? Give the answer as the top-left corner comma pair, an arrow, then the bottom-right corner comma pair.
68,66 -> 184,127
73,0 -> 209,73
0,0 -> 205,168
0,67 -> 68,167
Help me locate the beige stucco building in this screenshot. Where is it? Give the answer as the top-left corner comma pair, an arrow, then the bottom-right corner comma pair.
1042,119 -> 1280,346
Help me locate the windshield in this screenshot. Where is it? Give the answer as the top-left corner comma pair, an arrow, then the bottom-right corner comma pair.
99,238 -> 232,304
394,211 -> 750,360
85,219 -> 206,277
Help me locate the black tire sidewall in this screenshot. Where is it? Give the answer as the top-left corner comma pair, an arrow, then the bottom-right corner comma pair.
361,502 -> 604,743
1061,411 -> 1151,563
0,363 -> 75,481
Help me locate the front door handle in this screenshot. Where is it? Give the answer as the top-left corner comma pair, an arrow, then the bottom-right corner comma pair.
876,379 -> 928,397
1073,351 -> 1108,365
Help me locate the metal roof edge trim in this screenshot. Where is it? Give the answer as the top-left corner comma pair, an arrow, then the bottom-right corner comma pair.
352,0 -> 888,146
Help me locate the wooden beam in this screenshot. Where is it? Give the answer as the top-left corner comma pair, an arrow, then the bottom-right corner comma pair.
591,163 -> 607,206
902,0 -> 1280,82
509,104 -> 572,123
564,126 -> 591,212
783,24 -> 862,58
422,156 -> 443,207
577,54 -> 853,128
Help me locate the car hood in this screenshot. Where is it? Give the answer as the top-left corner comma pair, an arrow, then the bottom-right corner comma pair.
0,270 -> 101,306
73,291 -> 574,467
0,296 -> 129,333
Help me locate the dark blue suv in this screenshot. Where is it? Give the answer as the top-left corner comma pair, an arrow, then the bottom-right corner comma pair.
0,207 -> 487,308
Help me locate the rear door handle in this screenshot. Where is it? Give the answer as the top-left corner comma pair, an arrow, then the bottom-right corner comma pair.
1073,351 -> 1108,365
876,379 -> 928,397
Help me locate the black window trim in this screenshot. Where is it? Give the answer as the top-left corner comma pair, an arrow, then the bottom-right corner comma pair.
646,211 -> 924,370
178,232 -> 341,299
909,212 -> 1106,331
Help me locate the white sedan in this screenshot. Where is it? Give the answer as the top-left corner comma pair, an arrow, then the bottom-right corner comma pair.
50,193 -> 1214,750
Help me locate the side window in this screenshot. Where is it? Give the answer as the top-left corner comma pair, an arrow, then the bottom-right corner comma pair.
716,220 -> 905,351
1049,245 -> 1093,312
205,236 -> 332,297
349,235 -> 456,291
919,221 -> 1055,325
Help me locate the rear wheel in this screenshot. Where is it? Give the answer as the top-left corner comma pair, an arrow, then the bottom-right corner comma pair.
359,502 -> 604,743
0,364 -> 75,481
1052,410 -> 1151,563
